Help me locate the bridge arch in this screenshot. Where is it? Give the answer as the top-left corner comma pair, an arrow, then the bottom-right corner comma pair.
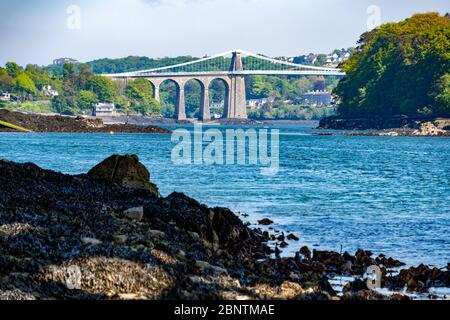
208,77 -> 230,119
184,78 -> 210,121
158,78 -> 185,120
145,78 -> 160,102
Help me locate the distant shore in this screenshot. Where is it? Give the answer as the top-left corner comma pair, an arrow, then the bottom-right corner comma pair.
318,115 -> 450,137
0,110 -> 171,134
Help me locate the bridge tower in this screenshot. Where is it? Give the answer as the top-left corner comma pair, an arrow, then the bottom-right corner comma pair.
225,51 -> 247,119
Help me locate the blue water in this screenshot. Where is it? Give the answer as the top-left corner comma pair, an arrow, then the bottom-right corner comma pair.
1,124 -> 449,267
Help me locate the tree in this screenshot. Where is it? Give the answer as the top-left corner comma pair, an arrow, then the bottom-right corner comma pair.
52,95 -> 76,115
73,63 -> 93,90
125,78 -> 161,115
84,75 -> 116,102
333,13 -> 450,118
12,73 -> 37,99
0,67 -> 13,91
247,76 -> 272,98
434,73 -> 450,115
77,90 -> 97,113
6,62 -> 21,78
25,64 -> 52,91
314,54 -> 327,66
63,63 -> 76,80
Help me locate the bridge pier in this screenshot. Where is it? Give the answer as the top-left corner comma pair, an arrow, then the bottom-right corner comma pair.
228,75 -> 247,119
175,87 -> 186,121
226,51 -> 247,119
153,85 -> 160,102
199,88 -> 210,121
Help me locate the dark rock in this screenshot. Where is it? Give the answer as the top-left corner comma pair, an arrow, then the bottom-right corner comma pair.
287,233 -> 299,241
124,207 -> 144,221
343,278 -> 368,293
390,293 -> 410,301
313,250 -> 344,266
279,241 -> 289,248
258,218 -> 274,226
88,154 -> 159,195
299,246 -> 311,260
143,192 -> 256,255
354,249 -> 375,266
341,289 -> 388,301
375,254 -> 404,268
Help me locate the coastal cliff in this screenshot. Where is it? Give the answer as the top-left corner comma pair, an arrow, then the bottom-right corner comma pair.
0,155 -> 448,300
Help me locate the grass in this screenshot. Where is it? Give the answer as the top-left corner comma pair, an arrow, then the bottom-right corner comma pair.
3,100 -> 53,114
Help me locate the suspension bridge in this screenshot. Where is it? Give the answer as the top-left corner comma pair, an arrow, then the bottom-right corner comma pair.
104,49 -> 345,121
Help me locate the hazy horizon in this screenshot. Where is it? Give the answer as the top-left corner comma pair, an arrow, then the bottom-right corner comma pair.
1,0 -> 448,66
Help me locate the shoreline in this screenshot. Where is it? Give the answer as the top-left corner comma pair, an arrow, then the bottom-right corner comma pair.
318,115 -> 450,137
3,109 -> 450,138
0,155 -> 448,300
0,109 -> 171,134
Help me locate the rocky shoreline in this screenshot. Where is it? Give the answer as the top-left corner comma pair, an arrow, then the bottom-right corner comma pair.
318,115 -> 450,137
0,110 -> 171,133
0,155 -> 448,300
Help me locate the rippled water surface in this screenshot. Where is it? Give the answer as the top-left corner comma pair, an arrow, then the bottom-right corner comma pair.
1,124 -> 449,266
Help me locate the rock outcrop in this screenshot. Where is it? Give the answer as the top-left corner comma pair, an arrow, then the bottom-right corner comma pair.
318,114 -> 450,136
88,154 -> 159,195
0,155 -> 332,300
0,155 -> 448,300
412,121 -> 449,136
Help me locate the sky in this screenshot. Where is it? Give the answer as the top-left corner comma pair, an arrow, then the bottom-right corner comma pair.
0,0 -> 448,66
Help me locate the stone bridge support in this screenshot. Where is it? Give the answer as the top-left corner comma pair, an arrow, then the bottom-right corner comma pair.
116,52 -> 248,121
121,74 -> 247,121
227,51 -> 247,119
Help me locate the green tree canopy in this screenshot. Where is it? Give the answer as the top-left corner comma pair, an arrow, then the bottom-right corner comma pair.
84,75 -> 116,102
125,78 -> 161,115
77,90 -> 98,112
63,63 -> 76,81
25,65 -> 52,91
0,67 -> 13,91
6,62 -> 22,78
12,73 -> 37,96
334,13 -> 450,117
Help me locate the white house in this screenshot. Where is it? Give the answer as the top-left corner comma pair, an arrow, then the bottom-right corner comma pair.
210,101 -> 225,109
300,91 -> 332,107
93,103 -> 116,116
0,93 -> 11,101
42,85 -> 59,97
247,97 -> 273,109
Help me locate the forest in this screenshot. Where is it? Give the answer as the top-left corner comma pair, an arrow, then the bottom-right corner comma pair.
334,13 -> 450,118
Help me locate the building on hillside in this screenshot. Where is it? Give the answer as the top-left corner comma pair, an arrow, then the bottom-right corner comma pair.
247,97 -> 273,109
42,85 -> 59,97
53,57 -> 78,66
300,91 -> 332,107
0,93 -> 11,101
93,103 -> 116,116
210,101 -> 225,110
